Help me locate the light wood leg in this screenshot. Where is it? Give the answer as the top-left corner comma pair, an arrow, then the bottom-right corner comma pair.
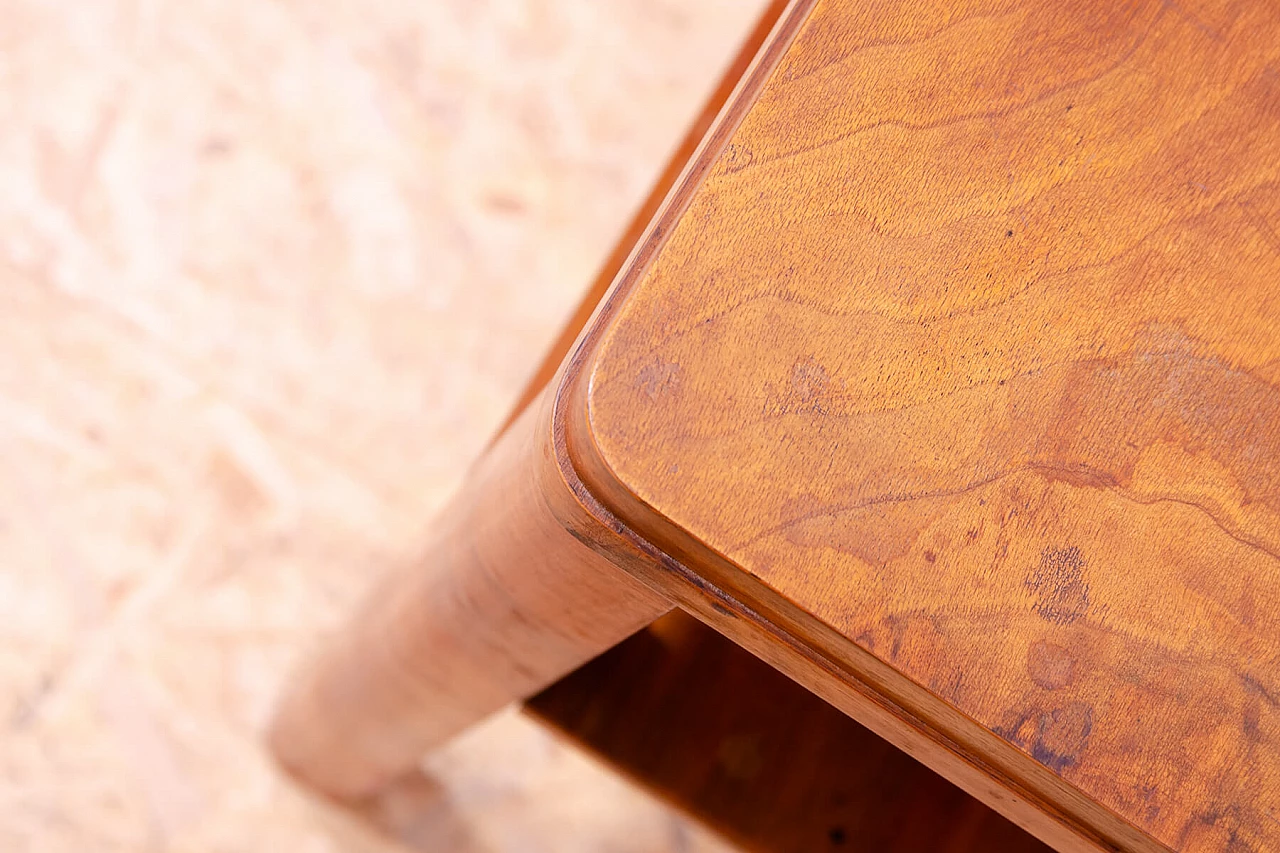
267,392 -> 671,799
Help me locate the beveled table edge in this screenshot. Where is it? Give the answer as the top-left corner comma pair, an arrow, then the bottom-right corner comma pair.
543,1 -> 1173,852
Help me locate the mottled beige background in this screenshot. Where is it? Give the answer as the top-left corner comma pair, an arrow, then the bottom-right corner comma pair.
0,1 -> 766,850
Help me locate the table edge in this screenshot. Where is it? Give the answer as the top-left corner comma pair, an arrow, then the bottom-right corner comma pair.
549,1 -> 1172,851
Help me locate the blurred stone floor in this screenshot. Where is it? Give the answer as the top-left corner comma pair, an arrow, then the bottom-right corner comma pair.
0,1 -> 765,850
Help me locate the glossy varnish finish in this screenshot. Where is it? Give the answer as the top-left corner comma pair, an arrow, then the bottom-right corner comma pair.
570,0 -> 1280,851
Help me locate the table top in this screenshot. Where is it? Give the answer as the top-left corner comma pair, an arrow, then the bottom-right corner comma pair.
565,0 -> 1280,850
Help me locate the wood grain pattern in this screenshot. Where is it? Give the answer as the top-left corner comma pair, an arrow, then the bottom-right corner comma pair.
268,392 -> 670,799
529,610 -> 1052,853
562,1 -> 1280,851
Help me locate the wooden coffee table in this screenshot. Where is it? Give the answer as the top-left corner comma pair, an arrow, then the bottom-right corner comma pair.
269,1 -> 1280,850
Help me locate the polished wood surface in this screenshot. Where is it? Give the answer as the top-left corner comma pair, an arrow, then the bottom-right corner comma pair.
530,610 -> 1051,853
564,0 -> 1280,851
268,393 -> 670,799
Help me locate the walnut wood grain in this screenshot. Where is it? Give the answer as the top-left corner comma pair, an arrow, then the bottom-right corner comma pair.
529,610 -> 1052,853
558,0 -> 1280,851
267,393 -> 670,799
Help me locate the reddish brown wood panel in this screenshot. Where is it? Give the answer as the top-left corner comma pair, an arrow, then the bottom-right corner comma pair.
561,0 -> 1280,851
529,611 -> 1051,853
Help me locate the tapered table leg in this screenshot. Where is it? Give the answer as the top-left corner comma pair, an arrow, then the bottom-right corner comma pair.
267,392 -> 671,799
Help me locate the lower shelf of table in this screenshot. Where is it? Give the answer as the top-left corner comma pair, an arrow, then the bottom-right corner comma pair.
526,610 -> 1049,853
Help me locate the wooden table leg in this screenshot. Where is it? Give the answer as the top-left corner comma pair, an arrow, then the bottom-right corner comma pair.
267,391 -> 671,799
